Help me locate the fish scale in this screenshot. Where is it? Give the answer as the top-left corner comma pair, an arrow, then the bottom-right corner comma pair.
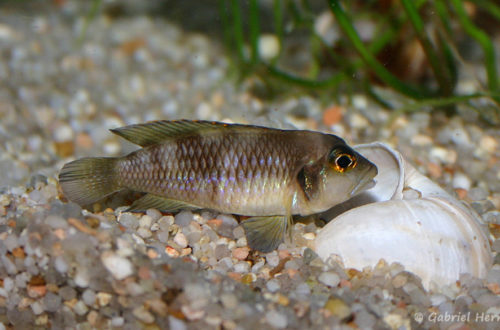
117,133 -> 299,215
59,120 -> 377,252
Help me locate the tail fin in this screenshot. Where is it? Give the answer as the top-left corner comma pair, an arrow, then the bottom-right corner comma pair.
59,157 -> 120,205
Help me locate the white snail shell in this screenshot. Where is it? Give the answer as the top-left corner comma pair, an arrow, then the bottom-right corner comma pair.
314,142 -> 492,291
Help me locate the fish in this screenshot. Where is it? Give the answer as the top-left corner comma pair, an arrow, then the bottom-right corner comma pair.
59,120 -> 377,252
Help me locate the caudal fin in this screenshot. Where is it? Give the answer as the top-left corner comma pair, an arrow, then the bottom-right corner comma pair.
59,157 -> 120,205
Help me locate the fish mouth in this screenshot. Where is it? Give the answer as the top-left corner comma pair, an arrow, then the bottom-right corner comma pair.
350,165 -> 378,197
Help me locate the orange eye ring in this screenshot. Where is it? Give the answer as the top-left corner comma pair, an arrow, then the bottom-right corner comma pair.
330,152 -> 357,173
336,153 -> 356,172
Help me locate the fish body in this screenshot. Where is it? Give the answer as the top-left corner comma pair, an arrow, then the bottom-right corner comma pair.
59,120 -> 377,252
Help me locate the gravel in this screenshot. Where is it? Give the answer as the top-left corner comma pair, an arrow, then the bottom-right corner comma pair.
0,1 -> 499,329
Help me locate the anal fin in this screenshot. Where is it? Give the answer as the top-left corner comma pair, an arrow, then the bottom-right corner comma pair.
241,215 -> 291,253
127,194 -> 200,213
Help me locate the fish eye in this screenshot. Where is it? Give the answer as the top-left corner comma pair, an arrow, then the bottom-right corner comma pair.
329,147 -> 357,173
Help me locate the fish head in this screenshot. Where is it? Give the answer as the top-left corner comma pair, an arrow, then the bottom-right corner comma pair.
296,143 -> 378,214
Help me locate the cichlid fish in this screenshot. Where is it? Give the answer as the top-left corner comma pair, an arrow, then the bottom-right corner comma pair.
59,120 -> 377,252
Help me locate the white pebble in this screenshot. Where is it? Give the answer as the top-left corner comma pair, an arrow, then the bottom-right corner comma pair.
266,279 -> 280,293
195,102 -> 212,120
111,317 -> 125,327
82,289 -> 96,306
479,135 -> 498,153
349,113 -> 369,129
220,293 -> 238,309
54,256 -> 68,273
234,262 -> 250,273
116,238 -> 134,257
31,301 -> 44,315
430,147 -> 449,164
430,294 -> 448,306
258,34 -> 280,60
103,140 -> 121,155
139,215 -> 153,228
146,208 -> 162,221
53,124 -> 73,142
266,310 -> 287,329
318,271 -> 340,287
295,283 -> 311,297
251,259 -> 265,273
169,316 -> 187,330
100,251 -> 134,280
314,11 -> 337,45
352,95 -> 368,109
137,227 -> 152,239
2,277 -> 13,292
0,23 -> 15,40
174,232 -> 188,248
411,134 -> 432,146
4,235 -> 19,251
266,253 -> 280,267
73,300 -> 89,316
74,269 -> 90,287
452,172 -> 471,190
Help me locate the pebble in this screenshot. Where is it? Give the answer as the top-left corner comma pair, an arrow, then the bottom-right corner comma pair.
295,283 -> 311,297
266,253 -> 280,267
169,316 -> 187,330
452,172 -> 472,190
111,317 -> 124,327
45,215 -> 67,229
4,235 -> 19,251
137,227 -> 152,238
479,135 -> 498,153
392,274 -> 407,288
258,34 -> 280,60
3,277 -> 13,292
53,124 -> 73,142
324,298 -> 351,319
146,208 -> 162,221
118,213 -> 140,229
266,279 -> 280,293
232,247 -> 249,261
59,286 -> 77,301
322,105 -> 343,126
468,187 -> 488,201
174,232 -> 188,248
31,301 -> 44,315
133,305 -> 155,324
72,300 -> 88,316
74,269 -> 90,288
100,251 -> 133,280
42,292 -> 61,312
139,214 -> 153,228
82,289 -> 95,306
265,310 -> 287,329
349,113 -> 369,129
318,272 -> 340,287
175,211 -> 194,227
355,310 -> 376,328
383,313 -> 409,329
220,293 -> 238,309
96,292 -> 112,307
234,262 -> 250,273
233,226 -> 245,239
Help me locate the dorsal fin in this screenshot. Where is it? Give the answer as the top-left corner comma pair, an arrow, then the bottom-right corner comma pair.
110,120 -> 237,147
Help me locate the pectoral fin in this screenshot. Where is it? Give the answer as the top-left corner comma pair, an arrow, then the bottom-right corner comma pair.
241,215 -> 290,253
127,194 -> 200,212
